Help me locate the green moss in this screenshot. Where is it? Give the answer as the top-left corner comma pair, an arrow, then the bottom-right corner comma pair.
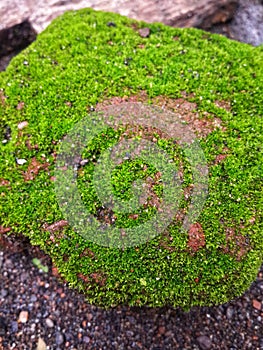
0,8 -> 262,310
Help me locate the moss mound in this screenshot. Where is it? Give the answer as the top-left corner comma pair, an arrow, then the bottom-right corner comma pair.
0,8 -> 262,310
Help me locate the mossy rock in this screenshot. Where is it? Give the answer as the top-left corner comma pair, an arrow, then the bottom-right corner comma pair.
0,8 -> 262,310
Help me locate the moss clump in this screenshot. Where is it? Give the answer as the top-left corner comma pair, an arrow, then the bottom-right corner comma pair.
0,8 -> 262,310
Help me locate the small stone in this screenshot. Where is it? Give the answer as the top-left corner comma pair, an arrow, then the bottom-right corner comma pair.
86,313 -> 93,321
10,321 -> 18,333
107,21 -> 116,27
126,330 -> 134,337
253,299 -> 262,310
158,326 -> 166,335
83,336 -> 90,344
56,332 -> 64,345
1,289 -> 8,298
16,158 -> 27,165
226,306 -> 234,319
45,318 -> 54,328
139,27 -> 150,38
30,295 -> 37,302
18,310 -> 29,323
37,337 -> 47,350
196,335 -> 212,350
20,272 -> 29,282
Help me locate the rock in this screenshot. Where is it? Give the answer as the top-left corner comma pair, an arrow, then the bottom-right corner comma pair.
1,5 -> 262,312
0,20 -> 37,71
228,0 -> 263,46
2,0 -> 262,72
0,0 -> 238,34
196,335 -> 212,350
0,20 -> 36,57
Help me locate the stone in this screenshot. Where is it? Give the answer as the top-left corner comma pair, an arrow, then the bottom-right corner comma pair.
0,0 -> 238,34
196,335 -> 212,350
252,299 -> 262,310
1,7 -> 262,311
2,0 -> 263,72
18,310 -> 29,323
45,318 -> 54,328
37,337 -> 47,350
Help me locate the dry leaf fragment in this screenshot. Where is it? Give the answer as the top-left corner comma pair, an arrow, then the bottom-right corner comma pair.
43,220 -> 68,233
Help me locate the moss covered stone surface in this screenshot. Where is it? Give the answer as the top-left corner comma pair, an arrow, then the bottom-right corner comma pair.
0,8 -> 262,310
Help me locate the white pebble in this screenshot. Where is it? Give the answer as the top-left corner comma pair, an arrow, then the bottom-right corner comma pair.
16,158 -> 27,165
46,318 -> 54,328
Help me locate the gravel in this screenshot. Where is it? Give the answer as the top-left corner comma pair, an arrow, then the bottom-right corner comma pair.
0,233 -> 263,349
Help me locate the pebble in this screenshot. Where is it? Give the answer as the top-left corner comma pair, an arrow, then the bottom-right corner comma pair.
252,299 -> 261,310
226,306 -> 234,319
30,295 -> 38,302
86,313 -> 93,321
37,337 -> 47,350
83,336 -> 91,344
196,335 -> 212,350
18,310 -> 29,323
45,318 -> 54,328
10,321 -> 18,333
158,326 -> 166,335
16,158 -> 27,165
1,289 -> 8,298
55,332 -> 64,345
20,272 -> 29,282
139,27 -> 150,38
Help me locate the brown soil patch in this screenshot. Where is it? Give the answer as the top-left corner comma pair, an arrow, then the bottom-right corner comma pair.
187,222 -> 206,253
80,248 -> 96,259
78,271 -> 107,287
152,95 -> 226,138
221,227 -> 251,261
96,91 -> 226,139
23,156 -> 50,181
